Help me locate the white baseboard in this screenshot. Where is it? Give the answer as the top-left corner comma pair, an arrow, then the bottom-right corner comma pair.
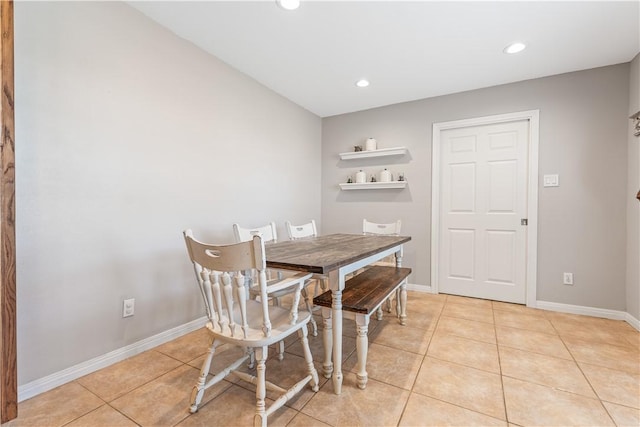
18,317 -> 208,402
537,300 -> 640,331
624,312 -> 640,331
406,283 -> 434,293
406,285 -> 640,332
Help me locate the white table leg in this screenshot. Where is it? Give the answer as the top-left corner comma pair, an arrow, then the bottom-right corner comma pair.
332,288 -> 343,395
321,307 -> 333,379
355,314 -> 369,389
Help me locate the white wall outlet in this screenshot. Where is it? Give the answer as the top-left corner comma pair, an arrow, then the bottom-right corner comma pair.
563,272 -> 574,285
123,298 -> 135,317
543,174 -> 559,187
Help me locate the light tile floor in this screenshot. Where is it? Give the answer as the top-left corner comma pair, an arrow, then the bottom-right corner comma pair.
4,292 -> 640,426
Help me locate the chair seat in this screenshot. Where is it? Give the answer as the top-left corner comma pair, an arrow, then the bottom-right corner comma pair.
249,277 -> 304,299
206,300 -> 312,347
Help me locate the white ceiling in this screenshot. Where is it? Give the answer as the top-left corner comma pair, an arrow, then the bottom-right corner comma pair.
128,1 -> 640,117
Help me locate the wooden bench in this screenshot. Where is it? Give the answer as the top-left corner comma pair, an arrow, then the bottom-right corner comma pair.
313,265 -> 412,389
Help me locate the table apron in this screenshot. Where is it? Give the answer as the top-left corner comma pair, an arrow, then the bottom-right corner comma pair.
334,244 -> 403,291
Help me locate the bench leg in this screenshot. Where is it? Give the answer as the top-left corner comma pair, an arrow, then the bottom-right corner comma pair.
399,280 -> 407,326
355,314 -> 369,389
385,297 -> 393,313
321,307 -> 333,379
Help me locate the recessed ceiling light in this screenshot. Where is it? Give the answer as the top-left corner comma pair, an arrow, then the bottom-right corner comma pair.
276,0 -> 300,11
355,79 -> 370,88
504,42 -> 526,54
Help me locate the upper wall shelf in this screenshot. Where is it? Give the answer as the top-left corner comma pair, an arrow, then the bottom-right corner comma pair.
339,146 -> 408,160
339,181 -> 407,190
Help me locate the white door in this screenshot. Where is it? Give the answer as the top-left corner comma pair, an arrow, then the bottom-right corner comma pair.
438,119 -> 529,303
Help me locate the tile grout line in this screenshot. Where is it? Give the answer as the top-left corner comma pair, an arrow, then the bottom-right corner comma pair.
405,297 -> 510,425
397,296 -> 445,426
400,295 -> 507,422
71,365 -> 178,427
545,312 -> 620,426
493,302 -> 510,425
58,382 -> 109,427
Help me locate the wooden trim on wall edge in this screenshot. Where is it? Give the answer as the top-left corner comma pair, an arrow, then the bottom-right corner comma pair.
0,0 -> 17,422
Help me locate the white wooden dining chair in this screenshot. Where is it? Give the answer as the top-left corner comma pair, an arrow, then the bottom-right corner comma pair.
363,218 -> 402,237
234,222 -> 318,339
233,222 -> 278,246
285,220 -> 329,307
233,222 -> 282,284
285,219 -> 317,240
363,219 -> 402,268
362,219 -> 403,317
183,230 -> 319,427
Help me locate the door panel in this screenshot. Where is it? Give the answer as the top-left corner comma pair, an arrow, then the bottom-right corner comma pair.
439,120 -> 528,303
486,230 -> 516,283
449,229 -> 475,280
450,163 -> 476,212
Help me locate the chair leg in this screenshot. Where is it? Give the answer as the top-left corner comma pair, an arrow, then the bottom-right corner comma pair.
254,346 -> 268,427
299,324 -> 320,392
190,338 -> 217,413
313,280 -> 321,299
248,347 -> 255,369
276,340 -> 285,361
301,287 -> 318,336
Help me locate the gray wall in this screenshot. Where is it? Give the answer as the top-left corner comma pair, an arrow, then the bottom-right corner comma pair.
627,53 -> 640,320
15,1 -> 321,385
322,64 -> 630,312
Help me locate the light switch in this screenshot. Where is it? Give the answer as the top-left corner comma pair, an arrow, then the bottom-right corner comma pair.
543,174 -> 559,187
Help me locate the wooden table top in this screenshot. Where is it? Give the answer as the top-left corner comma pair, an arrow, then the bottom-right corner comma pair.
265,233 -> 411,275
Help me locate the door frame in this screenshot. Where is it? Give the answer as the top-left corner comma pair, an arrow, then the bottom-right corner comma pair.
0,0 -> 16,421
431,110 -> 539,307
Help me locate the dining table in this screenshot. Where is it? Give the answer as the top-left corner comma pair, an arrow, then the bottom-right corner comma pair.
265,233 -> 411,394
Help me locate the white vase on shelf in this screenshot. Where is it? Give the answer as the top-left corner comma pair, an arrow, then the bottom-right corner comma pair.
365,138 -> 377,151
379,168 -> 392,183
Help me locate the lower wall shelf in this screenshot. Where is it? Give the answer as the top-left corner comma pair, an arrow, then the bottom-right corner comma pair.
339,181 -> 407,190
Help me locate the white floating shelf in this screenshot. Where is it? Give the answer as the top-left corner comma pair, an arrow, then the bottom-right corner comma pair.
339,146 -> 408,160
339,181 -> 407,190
